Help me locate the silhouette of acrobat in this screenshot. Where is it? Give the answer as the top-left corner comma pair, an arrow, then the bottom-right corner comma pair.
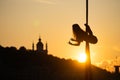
69,24 -> 98,46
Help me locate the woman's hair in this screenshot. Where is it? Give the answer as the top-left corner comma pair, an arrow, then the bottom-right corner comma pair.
72,24 -> 84,40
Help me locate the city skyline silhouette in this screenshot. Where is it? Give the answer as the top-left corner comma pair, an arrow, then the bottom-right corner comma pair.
0,44 -> 120,80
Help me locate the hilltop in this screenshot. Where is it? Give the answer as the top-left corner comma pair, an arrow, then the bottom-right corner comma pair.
0,45 -> 118,80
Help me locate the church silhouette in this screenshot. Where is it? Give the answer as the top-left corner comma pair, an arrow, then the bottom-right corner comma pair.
32,36 -> 48,54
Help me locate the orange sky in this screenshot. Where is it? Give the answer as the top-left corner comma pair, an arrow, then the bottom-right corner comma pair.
0,0 -> 120,72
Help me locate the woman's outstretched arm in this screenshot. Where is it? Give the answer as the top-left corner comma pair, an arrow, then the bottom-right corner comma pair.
84,24 -> 93,35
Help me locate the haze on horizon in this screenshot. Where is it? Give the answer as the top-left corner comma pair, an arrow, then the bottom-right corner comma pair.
0,0 -> 120,72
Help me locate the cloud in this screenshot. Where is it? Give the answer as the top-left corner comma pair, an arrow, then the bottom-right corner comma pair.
96,60 -> 113,72
96,57 -> 120,72
35,0 -> 56,5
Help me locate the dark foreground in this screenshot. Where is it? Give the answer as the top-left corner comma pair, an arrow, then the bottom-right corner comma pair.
0,45 -> 119,80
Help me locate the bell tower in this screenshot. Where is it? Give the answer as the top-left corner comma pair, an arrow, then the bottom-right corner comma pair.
32,42 -> 34,51
45,42 -> 48,54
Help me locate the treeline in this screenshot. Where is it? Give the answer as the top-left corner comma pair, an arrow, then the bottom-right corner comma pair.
0,45 -> 116,80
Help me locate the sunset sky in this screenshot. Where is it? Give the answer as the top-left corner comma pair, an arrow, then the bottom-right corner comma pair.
0,0 -> 120,72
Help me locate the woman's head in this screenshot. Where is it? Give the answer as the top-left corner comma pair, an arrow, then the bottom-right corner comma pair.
72,24 -> 83,40
72,24 -> 81,31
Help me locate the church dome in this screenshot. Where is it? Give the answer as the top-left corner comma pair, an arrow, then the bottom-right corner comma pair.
36,37 -> 43,52
37,41 -> 43,47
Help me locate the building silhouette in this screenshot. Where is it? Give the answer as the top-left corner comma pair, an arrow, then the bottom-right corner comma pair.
114,65 -> 120,74
32,36 -> 48,54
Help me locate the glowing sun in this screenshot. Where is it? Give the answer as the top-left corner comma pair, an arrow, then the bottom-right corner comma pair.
78,53 -> 87,63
